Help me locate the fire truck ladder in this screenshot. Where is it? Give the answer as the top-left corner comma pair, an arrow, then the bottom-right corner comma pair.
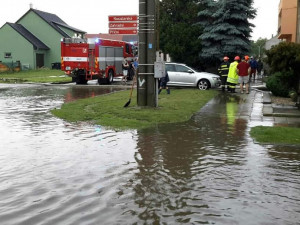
87,48 -> 95,80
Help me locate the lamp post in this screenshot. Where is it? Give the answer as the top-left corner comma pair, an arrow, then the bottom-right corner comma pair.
258,43 -> 264,58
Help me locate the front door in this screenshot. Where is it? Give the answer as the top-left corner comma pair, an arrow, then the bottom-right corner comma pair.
36,54 -> 44,68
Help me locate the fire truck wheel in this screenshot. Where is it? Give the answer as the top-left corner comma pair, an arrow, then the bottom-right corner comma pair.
107,70 -> 114,84
98,78 -> 104,85
76,76 -> 88,85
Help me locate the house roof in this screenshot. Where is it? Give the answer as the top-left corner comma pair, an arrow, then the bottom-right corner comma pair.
17,9 -> 86,38
7,23 -> 50,50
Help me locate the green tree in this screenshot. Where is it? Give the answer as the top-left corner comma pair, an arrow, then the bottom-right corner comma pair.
198,0 -> 256,65
250,38 -> 267,58
159,0 -> 203,69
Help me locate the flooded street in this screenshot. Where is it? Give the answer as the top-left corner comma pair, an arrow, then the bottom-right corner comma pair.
0,83 -> 299,225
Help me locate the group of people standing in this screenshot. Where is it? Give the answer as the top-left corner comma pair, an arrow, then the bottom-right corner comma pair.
121,57 -> 170,95
218,55 -> 263,94
122,58 -> 138,84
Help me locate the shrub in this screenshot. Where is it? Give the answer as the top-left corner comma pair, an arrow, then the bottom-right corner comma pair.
265,42 -> 300,96
289,90 -> 298,102
266,72 -> 289,97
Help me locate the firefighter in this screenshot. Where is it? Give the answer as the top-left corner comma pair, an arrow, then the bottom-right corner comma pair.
218,56 -> 230,92
244,55 -> 250,62
227,56 -> 240,93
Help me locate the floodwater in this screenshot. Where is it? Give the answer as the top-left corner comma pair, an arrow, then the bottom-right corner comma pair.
0,83 -> 299,225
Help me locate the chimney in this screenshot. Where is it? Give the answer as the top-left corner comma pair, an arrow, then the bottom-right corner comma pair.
30,3 -> 33,9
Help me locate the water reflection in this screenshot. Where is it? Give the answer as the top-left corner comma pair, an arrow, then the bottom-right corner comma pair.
125,116 -> 250,224
0,84 -> 299,225
63,86 -> 124,102
115,94 -> 299,224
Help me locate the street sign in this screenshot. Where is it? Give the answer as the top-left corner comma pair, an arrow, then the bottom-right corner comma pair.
109,22 -> 138,29
108,15 -> 138,22
108,15 -> 138,35
109,29 -> 138,35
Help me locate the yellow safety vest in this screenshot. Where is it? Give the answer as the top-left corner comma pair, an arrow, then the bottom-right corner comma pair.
227,61 -> 239,84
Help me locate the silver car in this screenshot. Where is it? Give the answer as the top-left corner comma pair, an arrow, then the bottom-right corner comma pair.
166,63 -> 221,90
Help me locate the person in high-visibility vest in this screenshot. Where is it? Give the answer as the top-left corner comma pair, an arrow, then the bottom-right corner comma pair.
227,56 -> 240,93
218,56 -> 230,92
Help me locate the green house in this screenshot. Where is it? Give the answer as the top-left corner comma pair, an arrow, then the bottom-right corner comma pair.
0,8 -> 85,70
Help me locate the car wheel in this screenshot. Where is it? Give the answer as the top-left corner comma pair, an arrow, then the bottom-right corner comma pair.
197,79 -> 210,90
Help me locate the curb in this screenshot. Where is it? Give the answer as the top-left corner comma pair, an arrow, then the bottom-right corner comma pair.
262,92 -> 300,118
262,91 -> 272,104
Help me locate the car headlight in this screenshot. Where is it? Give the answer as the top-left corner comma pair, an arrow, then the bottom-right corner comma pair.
213,77 -> 220,81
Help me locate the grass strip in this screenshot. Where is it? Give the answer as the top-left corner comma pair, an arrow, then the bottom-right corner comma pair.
0,69 -> 71,83
250,126 -> 300,144
51,89 -> 218,130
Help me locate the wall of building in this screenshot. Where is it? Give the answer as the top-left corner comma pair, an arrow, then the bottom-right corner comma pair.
278,0 -> 298,42
17,11 -> 64,67
58,26 -> 84,38
297,0 -> 300,43
0,24 -> 35,69
265,36 -> 282,50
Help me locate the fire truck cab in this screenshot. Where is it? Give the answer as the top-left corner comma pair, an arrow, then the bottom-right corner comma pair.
61,37 -> 136,85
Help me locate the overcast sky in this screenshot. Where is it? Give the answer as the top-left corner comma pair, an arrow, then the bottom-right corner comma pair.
0,0 -> 279,41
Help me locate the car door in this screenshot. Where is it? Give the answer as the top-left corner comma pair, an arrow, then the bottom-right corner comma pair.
165,64 -> 179,85
175,65 -> 196,86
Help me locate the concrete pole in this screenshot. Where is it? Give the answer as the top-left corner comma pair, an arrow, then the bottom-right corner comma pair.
146,0 -> 157,107
137,0 -> 158,107
297,0 -> 300,108
137,0 -> 147,106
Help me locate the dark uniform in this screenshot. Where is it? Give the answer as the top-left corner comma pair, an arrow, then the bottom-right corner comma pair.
218,59 -> 230,92
158,72 -> 170,94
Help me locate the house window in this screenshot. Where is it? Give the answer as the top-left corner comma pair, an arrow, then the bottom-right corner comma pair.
4,52 -> 12,58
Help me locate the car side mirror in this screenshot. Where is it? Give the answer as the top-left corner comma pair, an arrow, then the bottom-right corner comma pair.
188,70 -> 193,73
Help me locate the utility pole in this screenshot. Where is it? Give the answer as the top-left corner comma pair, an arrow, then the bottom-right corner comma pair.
138,0 -> 158,107
297,0 -> 300,108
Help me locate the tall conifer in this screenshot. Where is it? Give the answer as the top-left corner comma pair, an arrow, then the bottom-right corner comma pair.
198,0 -> 256,64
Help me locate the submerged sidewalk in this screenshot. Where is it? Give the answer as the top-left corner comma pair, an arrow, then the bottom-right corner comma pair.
237,79 -> 300,127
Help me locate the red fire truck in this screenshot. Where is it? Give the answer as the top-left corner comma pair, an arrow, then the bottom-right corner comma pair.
61,38 -> 136,84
